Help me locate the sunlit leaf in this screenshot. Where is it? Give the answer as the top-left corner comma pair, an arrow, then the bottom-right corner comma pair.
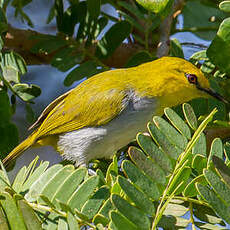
207,18 -> 230,75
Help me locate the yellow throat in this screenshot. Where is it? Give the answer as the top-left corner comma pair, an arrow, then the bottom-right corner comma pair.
3,57 -> 226,166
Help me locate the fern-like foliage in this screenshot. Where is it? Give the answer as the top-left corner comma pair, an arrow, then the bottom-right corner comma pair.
0,103 -> 230,229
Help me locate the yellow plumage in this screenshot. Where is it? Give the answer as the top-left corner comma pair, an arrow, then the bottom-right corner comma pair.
3,57 -> 221,166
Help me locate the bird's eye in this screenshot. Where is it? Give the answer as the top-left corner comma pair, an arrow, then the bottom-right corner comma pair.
186,74 -> 198,85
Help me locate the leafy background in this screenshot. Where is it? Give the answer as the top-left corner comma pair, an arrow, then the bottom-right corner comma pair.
0,0 -> 230,229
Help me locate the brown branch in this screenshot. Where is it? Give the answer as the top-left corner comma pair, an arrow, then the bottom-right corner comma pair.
205,127 -> 230,152
4,24 -> 143,68
157,0 -> 185,58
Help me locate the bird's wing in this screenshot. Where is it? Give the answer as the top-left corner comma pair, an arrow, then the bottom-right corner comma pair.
36,82 -> 126,138
29,89 -> 74,130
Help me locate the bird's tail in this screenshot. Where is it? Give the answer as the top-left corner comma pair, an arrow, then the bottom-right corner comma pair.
3,134 -> 36,167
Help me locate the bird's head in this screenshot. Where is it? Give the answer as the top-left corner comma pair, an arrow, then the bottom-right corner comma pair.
142,57 -> 228,111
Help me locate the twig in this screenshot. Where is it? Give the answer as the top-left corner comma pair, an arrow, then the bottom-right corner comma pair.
175,27 -> 218,33
157,0 -> 185,58
181,42 -> 208,49
4,24 -> 142,68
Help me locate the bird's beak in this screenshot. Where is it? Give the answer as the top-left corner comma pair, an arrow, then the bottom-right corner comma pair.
197,85 -> 229,104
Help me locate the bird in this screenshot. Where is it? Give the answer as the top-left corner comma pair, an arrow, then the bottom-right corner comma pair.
3,56 -> 228,167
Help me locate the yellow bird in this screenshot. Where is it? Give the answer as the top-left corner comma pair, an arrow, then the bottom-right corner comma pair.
3,57 -> 227,167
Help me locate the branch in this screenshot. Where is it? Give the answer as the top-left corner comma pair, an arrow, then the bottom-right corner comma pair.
157,0 -> 185,58
4,24 -> 142,68
205,127 -> 230,151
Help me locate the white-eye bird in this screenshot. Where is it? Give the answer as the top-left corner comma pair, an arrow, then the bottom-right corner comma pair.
3,57 -> 227,167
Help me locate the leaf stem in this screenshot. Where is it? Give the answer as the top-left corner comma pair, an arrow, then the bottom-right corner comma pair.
151,108 -> 217,229
173,196 -> 210,207
28,202 -> 96,229
189,202 -> 196,230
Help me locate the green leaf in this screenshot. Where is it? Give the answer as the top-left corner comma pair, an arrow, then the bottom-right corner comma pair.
87,0 -> 101,19
193,203 -> 225,225
0,170 -> 10,191
128,146 -> 166,185
0,52 -> 27,83
12,166 -> 27,193
195,222 -> 226,229
184,108 -> 217,158
125,51 -> 153,67
137,133 -> 173,173
196,183 -> 230,224
25,104 -> 35,123
67,212 -> 80,230
39,195 -> 56,210
167,166 -> 191,195
0,206 -> 8,230
148,122 -> 182,159
118,11 -> 144,33
110,211 -> 138,230
204,169 -> 230,206
192,132 -> 206,156
0,90 -> 11,123
25,164 -> 63,202
182,103 -> 197,130
164,203 -> 188,217
37,165 -> 75,204
57,218 -> 68,230
22,161 -> 49,193
183,1 -> 226,40
57,5 -> 79,36
118,1 -> 145,20
158,215 -> 190,229
122,160 -> 160,200
68,175 -> 99,211
31,36 -> 67,54
51,47 -> 84,72
0,123 -> 19,158
105,156 -> 118,186
208,138 -> 223,166
0,36 -> 3,50
41,212 -> 60,229
96,223 -> 105,230
219,1 -> 230,12
81,186 -> 110,219
136,0 -> 173,14
224,142 -> 230,163
183,174 -> 207,197
64,61 -> 100,86
192,154 -> 207,174
52,168 -> 87,207
201,59 -> 215,74
212,156 -> 230,188
0,192 -> 26,230
46,4 -> 55,24
153,116 -> 187,150
118,176 -> 155,215
12,84 -> 41,101
207,18 -> 230,75
18,199 -> 42,230
169,38 -> 184,58
164,107 -> 191,139
207,96 -> 226,122
111,194 -> 150,230
190,98 -> 208,119
0,7 -> 8,34
94,17 -> 108,38
189,50 -> 207,65
93,198 -> 114,225
96,21 -> 132,59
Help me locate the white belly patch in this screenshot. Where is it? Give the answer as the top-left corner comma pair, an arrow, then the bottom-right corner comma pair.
57,93 -> 157,166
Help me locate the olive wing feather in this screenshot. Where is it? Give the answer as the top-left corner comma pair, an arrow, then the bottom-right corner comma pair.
35,82 -> 126,138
